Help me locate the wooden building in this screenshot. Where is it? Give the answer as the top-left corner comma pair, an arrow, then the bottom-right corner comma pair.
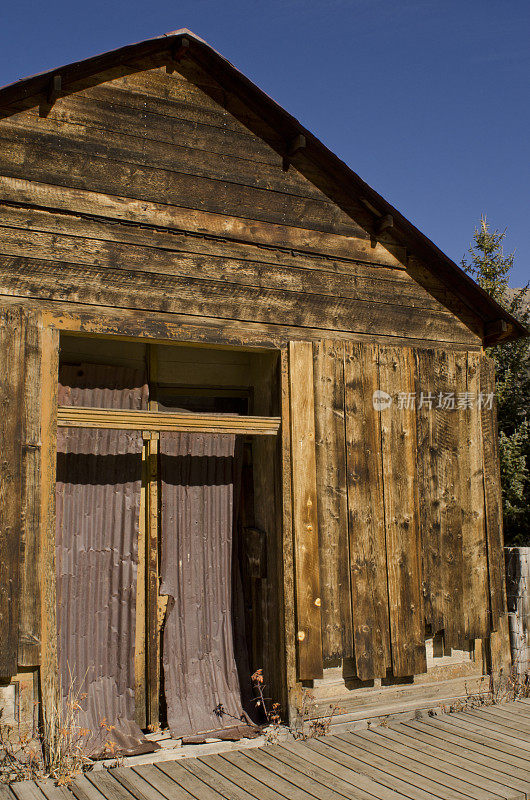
0,30 -> 527,745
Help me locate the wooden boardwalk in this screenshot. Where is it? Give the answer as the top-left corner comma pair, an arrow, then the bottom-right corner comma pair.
5,699 -> 530,800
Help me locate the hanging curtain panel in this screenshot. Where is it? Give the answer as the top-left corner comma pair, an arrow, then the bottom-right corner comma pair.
159,432 -> 247,737
55,364 -> 154,757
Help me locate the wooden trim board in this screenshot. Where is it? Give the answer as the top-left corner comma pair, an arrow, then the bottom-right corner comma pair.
57,406 -> 281,434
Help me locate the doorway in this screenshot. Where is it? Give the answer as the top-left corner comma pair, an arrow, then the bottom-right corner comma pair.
55,336 -> 282,752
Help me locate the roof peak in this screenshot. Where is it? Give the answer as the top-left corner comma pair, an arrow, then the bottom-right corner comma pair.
0,31 -> 526,343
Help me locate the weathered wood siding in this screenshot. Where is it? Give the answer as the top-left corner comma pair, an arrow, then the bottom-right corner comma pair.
309,342 -> 505,680
0,308 -> 56,679
0,60 -> 481,348
0,308 -> 25,675
0,57 -> 504,690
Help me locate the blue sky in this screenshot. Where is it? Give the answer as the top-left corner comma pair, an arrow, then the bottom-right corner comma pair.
1,0 -> 528,286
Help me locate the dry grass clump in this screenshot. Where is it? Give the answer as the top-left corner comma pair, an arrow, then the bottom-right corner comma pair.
293,689 -> 343,740
0,711 -> 44,784
1,671 -> 120,787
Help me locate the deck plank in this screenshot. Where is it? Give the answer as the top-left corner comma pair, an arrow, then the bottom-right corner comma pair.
35,781 -> 72,800
6,702 -> 530,800
241,745 -> 359,800
131,765 -> 194,800
303,736 -> 446,800
197,753 -> 289,800
156,760 -> 237,800
8,783 -> 46,800
495,703 -> 530,721
263,743 -> 386,800
68,776 -> 109,800
365,726 -> 525,799
277,741 -> 412,800
383,722 -> 530,794
106,767 -> 170,800
180,758 -> 275,800
335,732 -> 492,800
410,718 -> 530,764
85,772 -> 137,800
462,708 -> 530,734
397,719 -> 530,778
218,750 -> 321,800
445,713 -> 530,749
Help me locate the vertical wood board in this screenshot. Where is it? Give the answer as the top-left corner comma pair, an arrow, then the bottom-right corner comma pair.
433,350 -> 465,648
378,345 -> 426,677
344,342 -> 391,679
288,341 -> 323,681
0,308 -> 25,676
39,324 -> 59,713
414,348 -> 444,635
312,339 -> 352,663
460,351 -> 489,640
280,347 -> 298,719
480,356 -> 506,631
146,345 -> 159,726
18,312 -> 42,667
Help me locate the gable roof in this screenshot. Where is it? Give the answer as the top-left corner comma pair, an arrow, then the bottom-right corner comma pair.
0,28 -> 526,345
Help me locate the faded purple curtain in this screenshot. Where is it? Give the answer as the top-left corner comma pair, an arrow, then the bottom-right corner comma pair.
160,432 -> 245,736
55,364 -> 155,757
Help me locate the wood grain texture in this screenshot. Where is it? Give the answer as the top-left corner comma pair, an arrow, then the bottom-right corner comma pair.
251,353 -> 286,710
288,341 -> 323,680
0,307 -> 24,676
134,447 -> 147,729
0,125 -> 366,238
378,345 -> 426,677
344,342 -> 391,679
0,202 -> 411,280
480,356 -> 507,632
18,311 -> 42,666
0,211 -> 444,312
280,347 -> 298,721
434,350 -> 465,649
0,256 -> 479,346
312,340 -> 352,663
414,348 -> 444,635
57,407 -> 280,434
39,324 -> 59,713
460,352 -> 489,640
0,175 -> 407,268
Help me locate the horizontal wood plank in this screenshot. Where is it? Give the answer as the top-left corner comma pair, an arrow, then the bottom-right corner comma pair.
0,175 -> 408,267
0,127 -> 367,238
0,256 -> 479,345
57,406 -> 280,434
0,220 -> 448,313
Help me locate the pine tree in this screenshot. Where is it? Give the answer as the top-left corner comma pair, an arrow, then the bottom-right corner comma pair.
462,217 -> 530,544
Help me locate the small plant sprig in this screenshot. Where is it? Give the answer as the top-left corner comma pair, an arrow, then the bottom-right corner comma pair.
294,689 -> 343,740
250,669 -> 270,722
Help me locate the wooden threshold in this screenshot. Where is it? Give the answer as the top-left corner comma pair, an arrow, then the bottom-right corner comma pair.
57,406 -> 281,435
